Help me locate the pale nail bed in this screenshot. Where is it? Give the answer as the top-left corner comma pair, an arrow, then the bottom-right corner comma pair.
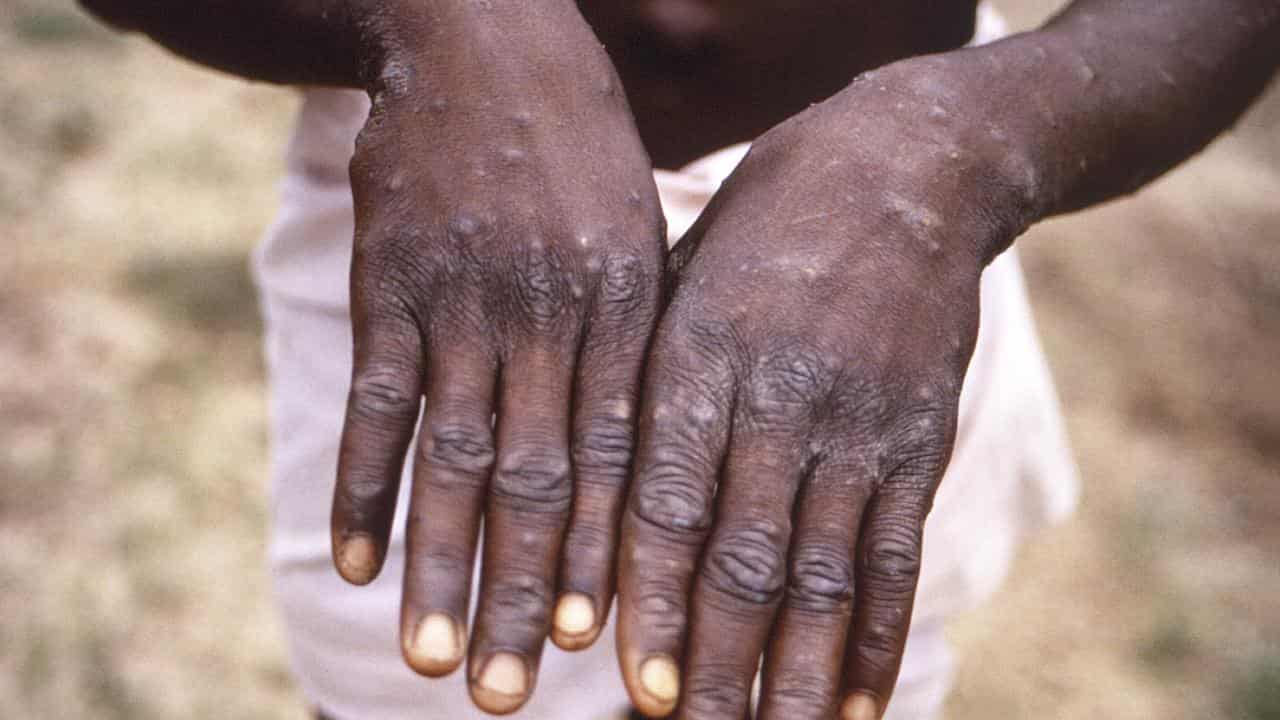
471,652 -> 530,714
477,652 -> 528,697
841,693 -> 880,720
553,593 -> 597,637
639,655 -> 680,704
336,535 -> 378,584
404,614 -> 462,675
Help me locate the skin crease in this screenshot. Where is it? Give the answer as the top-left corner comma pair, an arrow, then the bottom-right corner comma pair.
75,0 -> 1280,717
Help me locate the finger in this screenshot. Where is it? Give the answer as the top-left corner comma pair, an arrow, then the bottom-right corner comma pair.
757,459 -> 871,720
555,253 -> 659,651
838,481 -> 932,720
331,303 -> 424,586
617,329 -> 734,718
467,344 -> 576,715
676,428 -> 806,720
399,339 -> 497,677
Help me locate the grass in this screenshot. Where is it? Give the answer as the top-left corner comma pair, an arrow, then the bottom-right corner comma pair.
1232,652 -> 1280,720
1137,612 -> 1199,675
11,8 -> 107,46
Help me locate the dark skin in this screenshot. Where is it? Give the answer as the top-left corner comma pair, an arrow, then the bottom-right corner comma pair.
79,0 -> 1280,717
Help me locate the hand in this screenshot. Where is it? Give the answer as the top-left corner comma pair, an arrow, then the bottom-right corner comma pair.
328,4 -> 665,714
616,57 -> 1039,719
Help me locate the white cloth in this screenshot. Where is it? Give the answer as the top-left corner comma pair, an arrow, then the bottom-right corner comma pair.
253,6 -> 1076,718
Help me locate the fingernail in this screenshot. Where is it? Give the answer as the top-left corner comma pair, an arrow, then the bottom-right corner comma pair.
472,652 -> 530,714
553,593 -> 597,637
841,693 -> 881,720
404,614 -> 463,676
639,654 -> 680,705
335,535 -> 378,585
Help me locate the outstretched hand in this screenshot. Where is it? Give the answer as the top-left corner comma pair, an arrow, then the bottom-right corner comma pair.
616,57 -> 1037,720
328,5 -> 665,714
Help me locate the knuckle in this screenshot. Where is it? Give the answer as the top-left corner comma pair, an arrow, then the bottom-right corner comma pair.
596,252 -> 656,317
420,420 -> 495,482
744,346 -> 836,427
861,522 -> 923,589
348,364 -> 420,425
631,457 -> 714,536
787,542 -> 855,611
510,242 -> 575,331
491,447 -> 572,513
572,415 -> 634,486
701,520 -> 789,606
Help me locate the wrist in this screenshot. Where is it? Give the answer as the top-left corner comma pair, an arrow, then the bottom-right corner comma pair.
359,0 -> 606,101
930,29 -> 1108,223
814,49 -> 1051,265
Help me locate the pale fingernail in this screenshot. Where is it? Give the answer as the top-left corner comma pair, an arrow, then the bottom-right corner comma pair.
404,614 -> 463,676
335,535 -> 378,585
472,652 -> 530,714
554,593 -> 596,637
841,693 -> 880,720
639,655 -> 680,705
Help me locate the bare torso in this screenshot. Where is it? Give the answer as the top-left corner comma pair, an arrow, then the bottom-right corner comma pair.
578,0 -> 981,167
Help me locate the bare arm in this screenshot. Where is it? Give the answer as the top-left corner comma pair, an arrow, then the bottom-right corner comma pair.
76,0 -> 392,87
80,2 -> 669,715
966,0 -> 1280,247
615,2 -> 1280,719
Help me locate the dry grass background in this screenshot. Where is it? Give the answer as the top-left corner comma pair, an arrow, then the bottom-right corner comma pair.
1,0 -> 1277,718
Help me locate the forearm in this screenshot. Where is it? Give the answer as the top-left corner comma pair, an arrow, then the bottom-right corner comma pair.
76,0 -> 594,90
1014,0 -> 1280,217
77,0 -> 400,86
840,0 -> 1278,264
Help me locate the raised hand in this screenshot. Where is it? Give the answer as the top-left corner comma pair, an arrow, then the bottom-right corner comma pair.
327,3 -> 665,714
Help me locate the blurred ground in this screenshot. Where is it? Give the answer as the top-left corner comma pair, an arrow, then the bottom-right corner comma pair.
1,0 -> 1277,718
